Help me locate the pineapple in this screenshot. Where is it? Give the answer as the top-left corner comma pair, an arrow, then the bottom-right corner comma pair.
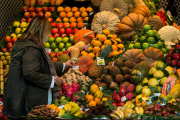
89,45 -> 112,78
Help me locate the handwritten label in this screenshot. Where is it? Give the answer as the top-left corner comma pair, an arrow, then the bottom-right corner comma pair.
121,96 -> 127,102
45,48 -> 51,54
99,87 -> 103,90
97,57 -> 105,65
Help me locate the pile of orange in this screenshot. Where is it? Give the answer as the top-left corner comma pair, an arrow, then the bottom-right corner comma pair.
81,29 -> 125,59
85,94 -> 101,107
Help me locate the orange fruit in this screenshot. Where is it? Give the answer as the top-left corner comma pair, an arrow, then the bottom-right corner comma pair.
79,7 -> 86,13
77,17 -> 84,23
96,53 -> 99,57
112,40 -> 118,46
69,17 -> 76,23
81,51 -> 86,54
72,7 -> 78,12
96,34 -> 101,38
93,40 -> 102,47
115,38 -> 121,42
82,52 -> 88,56
84,17 -> 89,21
74,11 -> 81,18
89,100 -> 97,107
88,53 -> 95,59
112,51 -> 119,56
142,101 -> 147,108
118,44 -> 124,49
86,7 -> 93,12
101,45 -> 105,50
91,39 -> 96,44
57,6 -> 64,12
104,40 -> 112,45
108,34 -> 117,40
81,12 -> 88,18
112,45 -> 118,51
59,11 -> 66,18
98,34 -> 107,42
86,95 -> 94,102
70,22 -> 77,28
77,22 -> 84,28
93,47 -> 100,54
119,50 -> 123,54
67,12 -> 73,18
56,17 -> 62,22
108,52 -> 112,58
94,98 -> 101,104
87,46 -> 93,52
64,6 -> 71,12
63,17 -> 69,22
103,29 -> 110,35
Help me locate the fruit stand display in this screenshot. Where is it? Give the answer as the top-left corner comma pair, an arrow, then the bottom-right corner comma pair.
1,0 -> 180,120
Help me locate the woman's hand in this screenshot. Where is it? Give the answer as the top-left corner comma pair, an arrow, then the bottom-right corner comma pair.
65,60 -> 74,70
54,76 -> 63,87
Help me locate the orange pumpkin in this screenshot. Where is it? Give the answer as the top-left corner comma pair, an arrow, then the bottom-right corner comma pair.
38,0 -> 50,5
50,0 -> 63,5
132,6 -> 151,19
118,13 -> 148,38
79,56 -> 93,74
24,0 -> 36,7
74,29 -> 95,44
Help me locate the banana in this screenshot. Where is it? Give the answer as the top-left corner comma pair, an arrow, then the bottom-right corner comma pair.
64,103 -> 72,111
68,102 -> 79,107
74,111 -> 82,117
58,109 -> 65,117
70,106 -> 80,114
110,113 -> 120,119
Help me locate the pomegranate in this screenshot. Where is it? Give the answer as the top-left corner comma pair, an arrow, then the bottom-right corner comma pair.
72,82 -> 80,93
65,87 -> 74,97
61,83 -> 69,93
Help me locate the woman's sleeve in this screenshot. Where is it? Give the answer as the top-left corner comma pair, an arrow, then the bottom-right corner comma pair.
22,47 -> 52,89
52,61 -> 64,76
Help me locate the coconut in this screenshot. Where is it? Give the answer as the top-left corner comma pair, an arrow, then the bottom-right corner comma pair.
103,65 -> 112,74
114,59 -> 123,68
124,74 -> 131,82
115,74 -> 124,84
121,67 -> 129,75
110,66 -> 121,76
104,75 -> 113,85
98,83 -> 108,88
108,61 -> 113,65
95,81 -> 102,86
124,60 -> 136,69
109,83 -> 118,89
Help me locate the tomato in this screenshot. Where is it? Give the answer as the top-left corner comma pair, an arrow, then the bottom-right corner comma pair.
140,36 -> 147,43
143,24 -> 151,32
172,53 -> 180,60
6,42 -> 13,49
115,95 -> 121,103
112,102 -> 118,106
142,42 -> 150,49
134,42 -> 141,49
152,44 -> 159,49
147,37 -> 155,44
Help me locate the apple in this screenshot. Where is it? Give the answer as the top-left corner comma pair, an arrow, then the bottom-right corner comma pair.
6,42 -> 13,49
115,95 -> 121,103
66,43 -> 72,48
50,51 -> 57,58
73,28 -> 79,34
63,23 -> 70,28
62,37 -> 69,43
20,18 -> 27,22
172,53 -> 180,60
167,51 -> 172,57
24,12 -> 31,18
47,18 -> 53,23
44,42 -> 50,48
59,28 -> 65,35
177,61 -> 180,68
175,45 -> 180,50
57,23 -> 63,29
30,12 -> 37,18
66,28 -> 72,34
46,52 -> 50,55
52,58 -> 57,62
22,6 -> 28,12
45,12 -> 52,18
166,57 -> 171,63
29,7 -> 35,12
11,38 -> 17,43
61,34 -> 67,38
49,7 -> 55,12
38,11 -> 44,17
59,42 -> 65,50
112,103 -> 118,106
4,36 -> 11,42
9,48 -> 12,51
170,60 -> 177,67
49,34 -> 53,37
2,48 -> 7,52
55,37 -> 62,44
52,28 -> 58,34
42,7 -> 49,12
27,18 -> 32,23
51,43 -> 58,50
48,37 -> 55,44
36,7 -> 42,13
51,22 -> 56,27
70,36 -> 74,43
54,48 -> 59,53
57,51 -> 63,57
54,33 -> 60,38
64,51 -> 70,56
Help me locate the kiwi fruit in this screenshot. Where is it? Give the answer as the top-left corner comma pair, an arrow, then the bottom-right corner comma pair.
110,66 -> 121,76
95,81 -> 101,86
115,74 -> 124,84
104,75 -> 113,85
109,83 -> 118,89
114,59 -> 123,68
121,67 -> 129,75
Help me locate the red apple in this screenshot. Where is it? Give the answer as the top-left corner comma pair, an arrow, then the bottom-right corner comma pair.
29,7 -> 35,12
115,95 -> 121,103
45,12 -> 52,18
38,11 -> 44,17
172,53 -> 180,60
4,36 -> 11,42
49,34 -> 53,37
59,28 -> 65,34
73,28 -> 79,34
167,51 -> 172,57
63,23 -> 70,28
52,28 -> 58,34
177,61 -> 180,68
50,51 -> 57,58
54,33 -> 60,38
47,51 -> 50,55
170,60 -> 177,67
61,34 -> 67,38
166,57 -> 171,63
118,102 -> 124,107
27,18 -> 32,23
57,23 -> 63,29
24,12 -> 31,18
57,51 -> 63,57
30,12 -> 37,18
9,48 -> 12,51
2,48 -> 7,52
52,58 -> 57,62
64,51 -> 70,56
51,22 -> 56,27
42,7 -> 49,12
36,7 -> 42,13
6,42 -> 13,49
112,103 -> 118,106
22,6 -> 28,12
47,18 -> 53,23
49,7 -> 55,12
66,28 -> 72,34
20,18 -> 27,22
175,45 -> 180,50
11,38 -> 17,43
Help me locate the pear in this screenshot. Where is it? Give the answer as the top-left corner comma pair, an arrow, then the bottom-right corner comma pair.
136,84 -> 142,94
156,61 -> 165,69
153,71 -> 164,79
149,67 -> 157,75
165,66 -> 174,75
148,78 -> 159,87
142,77 -> 148,85
160,77 -> 167,86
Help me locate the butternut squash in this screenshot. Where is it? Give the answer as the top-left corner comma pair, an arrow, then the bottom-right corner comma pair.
70,47 -> 80,58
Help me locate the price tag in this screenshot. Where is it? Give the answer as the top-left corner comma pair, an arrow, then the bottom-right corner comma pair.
112,61 -> 114,66
97,57 -> 105,65
121,96 -> 127,102
99,87 -> 103,90
153,93 -> 161,97
80,108 -> 83,111
85,108 -> 89,112
73,66 -> 79,70
58,105 -> 64,109
45,48 -> 51,54
71,58 -> 80,70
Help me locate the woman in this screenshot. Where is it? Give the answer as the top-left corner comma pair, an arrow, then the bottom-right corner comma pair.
3,16 -> 74,119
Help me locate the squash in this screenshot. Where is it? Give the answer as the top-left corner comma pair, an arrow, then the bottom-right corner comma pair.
134,0 -> 146,6
140,47 -> 164,66
79,56 -> 93,74
24,0 -> 36,7
74,29 -> 95,44
100,0 -> 128,20
118,13 -> 148,38
70,47 -> 80,58
91,11 -> 120,34
147,15 -> 164,31
74,41 -> 85,51
95,90 -> 103,99
90,84 -> 99,95
38,0 -> 50,5
50,0 -> 63,5
132,6 -> 151,19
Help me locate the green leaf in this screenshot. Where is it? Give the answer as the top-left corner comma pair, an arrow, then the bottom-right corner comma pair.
5,31 -> 11,36
61,111 -> 73,119
102,90 -> 113,98
77,99 -> 87,106
151,96 -> 158,103
0,40 -> 6,48
74,91 -> 85,98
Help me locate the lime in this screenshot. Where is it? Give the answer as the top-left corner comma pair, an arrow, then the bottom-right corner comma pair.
134,42 -> 141,49
152,44 -> 159,49
161,48 -> 167,53
48,37 -> 55,44
128,44 -> 134,49
147,37 -> 155,44
143,24 -> 151,32
51,43 -> 58,50
147,30 -> 155,37
155,34 -> 161,40
153,30 -> 157,34
142,43 -> 150,49
140,36 -> 147,43
157,41 -> 163,48
62,48 -> 66,52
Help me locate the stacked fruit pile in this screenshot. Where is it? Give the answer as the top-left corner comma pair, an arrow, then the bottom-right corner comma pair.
0,52 -> 10,70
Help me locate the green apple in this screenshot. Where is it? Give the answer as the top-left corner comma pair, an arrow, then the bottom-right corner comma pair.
54,48 -> 59,53
55,37 -> 62,44
62,48 -> 66,52
20,22 -> 28,28
44,42 -> 50,48
59,42 -> 65,50
48,37 -> 55,44
66,43 -> 72,48
51,43 -> 58,50
15,28 -> 22,34
13,21 -> 20,27
128,44 -> 134,49
161,48 -> 167,53
70,36 -> 74,43
62,37 -> 69,43
134,42 -> 141,49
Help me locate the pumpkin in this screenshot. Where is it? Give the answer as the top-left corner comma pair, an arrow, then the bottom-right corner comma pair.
91,11 -> 120,34
74,29 -> 95,44
168,84 -> 180,99
24,0 -> 36,7
50,0 -> 63,5
38,0 -> 50,5
147,16 -> 164,31
118,13 -> 148,38
90,84 -> 99,95
95,90 -> 103,99
134,0 -> 146,6
140,47 -> 164,66
100,0 -> 128,20
70,47 -> 80,58
132,6 -> 151,19
79,56 -> 93,74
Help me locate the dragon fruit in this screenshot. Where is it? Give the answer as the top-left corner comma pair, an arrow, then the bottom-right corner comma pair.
61,83 -> 70,93
112,91 -> 118,99
119,88 -> 127,97
120,84 -> 127,89
65,87 -> 75,97
72,82 -> 80,93
126,93 -> 133,101
127,84 -> 135,93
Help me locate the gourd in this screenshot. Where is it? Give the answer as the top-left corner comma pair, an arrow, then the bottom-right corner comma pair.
38,0 -> 50,5
90,84 -> 99,95
100,0 -> 128,20
147,16 -> 164,31
158,26 -> 180,48
70,47 -> 80,58
50,0 -> 63,5
134,0 -> 146,6
24,0 -> 36,7
118,13 -> 148,38
74,29 -> 95,44
132,6 -> 151,19
95,90 -> 103,99
91,11 -> 120,34
67,41 -> 86,52
140,47 -> 164,66
79,56 -> 93,74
